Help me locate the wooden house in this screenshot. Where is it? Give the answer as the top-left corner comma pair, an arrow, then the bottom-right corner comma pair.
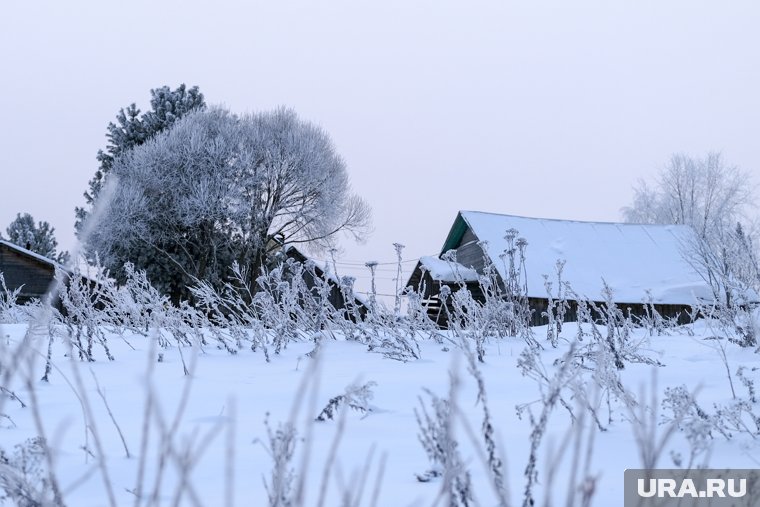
0,239 -> 71,304
406,211 -> 716,328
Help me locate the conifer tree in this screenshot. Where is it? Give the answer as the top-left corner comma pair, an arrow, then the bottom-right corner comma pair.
75,84 -> 205,232
3,213 -> 70,264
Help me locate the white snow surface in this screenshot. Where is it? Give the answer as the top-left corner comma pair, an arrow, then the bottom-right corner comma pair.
0,320 -> 759,506
458,211 -> 714,304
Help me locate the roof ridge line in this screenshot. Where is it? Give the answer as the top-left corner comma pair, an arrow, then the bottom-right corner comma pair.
458,210 -> 693,229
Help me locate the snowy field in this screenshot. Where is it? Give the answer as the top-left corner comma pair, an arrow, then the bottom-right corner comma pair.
1,315 -> 759,506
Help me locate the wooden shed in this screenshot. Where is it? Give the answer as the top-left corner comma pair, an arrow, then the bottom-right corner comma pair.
406,211 -> 715,328
274,245 -> 368,321
0,239 -> 69,305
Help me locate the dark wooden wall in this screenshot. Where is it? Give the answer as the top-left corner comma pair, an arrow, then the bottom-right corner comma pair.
0,245 -> 55,304
453,228 -> 486,271
411,281 -> 693,329
527,297 -> 692,327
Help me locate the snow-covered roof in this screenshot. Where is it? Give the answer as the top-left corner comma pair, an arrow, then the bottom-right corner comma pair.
418,255 -> 479,283
0,239 -> 69,272
443,211 -> 715,305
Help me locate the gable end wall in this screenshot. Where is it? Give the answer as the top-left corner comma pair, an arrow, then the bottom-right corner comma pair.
453,227 -> 486,273
0,247 -> 55,302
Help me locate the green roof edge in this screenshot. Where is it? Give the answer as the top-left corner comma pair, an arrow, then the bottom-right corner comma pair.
440,211 -> 468,254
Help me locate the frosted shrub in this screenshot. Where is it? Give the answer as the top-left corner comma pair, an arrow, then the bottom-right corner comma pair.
566,285 -> 663,371
190,263 -> 271,357
251,257 -> 358,350
585,339 -> 634,429
338,275 -> 366,326
498,231 -> 532,339
542,275 -> 558,347
193,260 -> 317,357
392,242 -> 405,318
662,374 -> 760,468
260,415 -> 298,507
362,313 -> 422,362
354,254 -> 423,361
315,381 -> 376,422
637,290 -> 682,336
516,341 -> 583,507
192,256 -> 368,359
737,366 -> 757,403
149,299 -> 206,370
714,366 -> 760,439
597,282 -> 629,368
515,338 -> 625,504
449,288 -> 488,361
414,389 -> 474,506
713,399 -> 760,439
114,263 -> 174,337
446,279 -> 529,360
460,339 -> 506,501
0,274 -> 26,324
53,260 -> 200,353
541,260 -> 569,347
253,265 -> 304,354
414,390 -> 450,482
54,266 -> 115,362
660,385 -> 717,468
437,239 -> 538,360
732,305 -> 759,349
695,290 -> 759,349
402,287 -> 438,335
0,437 -> 58,507
552,260 -> 569,332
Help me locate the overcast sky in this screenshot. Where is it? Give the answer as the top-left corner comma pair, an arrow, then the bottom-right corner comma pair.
1,0 -> 758,297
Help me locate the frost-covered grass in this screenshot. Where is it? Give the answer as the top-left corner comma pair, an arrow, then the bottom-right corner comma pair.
1,316 -> 759,506
0,258 -> 758,505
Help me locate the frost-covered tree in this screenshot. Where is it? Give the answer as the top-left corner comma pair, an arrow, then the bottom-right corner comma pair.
75,84 -> 205,233
622,153 -> 755,235
2,213 -> 69,264
622,152 -> 759,302
86,106 -> 371,302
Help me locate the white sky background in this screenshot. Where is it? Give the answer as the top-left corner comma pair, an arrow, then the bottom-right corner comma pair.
1,0 -> 759,299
